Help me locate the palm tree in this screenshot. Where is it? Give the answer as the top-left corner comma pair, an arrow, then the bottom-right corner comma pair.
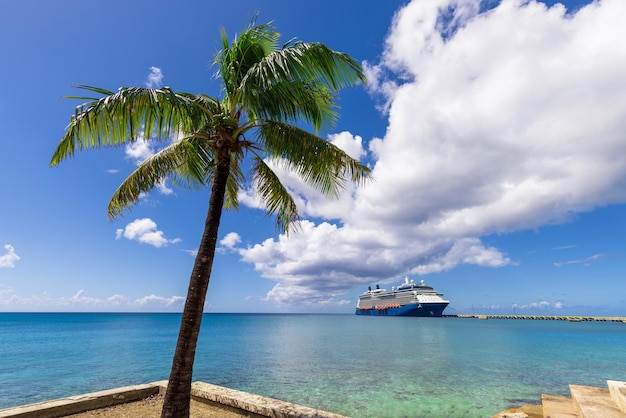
50,20 -> 370,418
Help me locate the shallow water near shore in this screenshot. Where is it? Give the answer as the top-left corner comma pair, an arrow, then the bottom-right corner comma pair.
1,313 -> 625,417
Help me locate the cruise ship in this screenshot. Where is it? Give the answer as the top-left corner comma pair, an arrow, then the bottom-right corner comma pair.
355,277 -> 450,316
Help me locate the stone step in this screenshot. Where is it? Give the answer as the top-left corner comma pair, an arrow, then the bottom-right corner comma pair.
541,394 -> 578,418
570,384 -> 626,418
608,381 -> 626,415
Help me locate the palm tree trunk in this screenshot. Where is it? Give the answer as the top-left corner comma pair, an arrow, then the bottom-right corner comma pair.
160,148 -> 231,418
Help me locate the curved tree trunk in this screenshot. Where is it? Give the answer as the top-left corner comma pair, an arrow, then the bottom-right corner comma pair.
160,148 -> 231,418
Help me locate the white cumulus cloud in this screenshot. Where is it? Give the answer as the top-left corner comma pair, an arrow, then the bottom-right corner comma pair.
146,66 -> 163,88
115,218 -> 181,248
125,140 -> 155,165
0,244 -> 20,268
220,232 -> 242,249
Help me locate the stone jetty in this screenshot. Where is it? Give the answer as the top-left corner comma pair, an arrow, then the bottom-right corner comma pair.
446,314 -> 626,322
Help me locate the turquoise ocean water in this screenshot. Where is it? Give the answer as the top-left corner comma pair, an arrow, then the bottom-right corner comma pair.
1,313 -> 626,417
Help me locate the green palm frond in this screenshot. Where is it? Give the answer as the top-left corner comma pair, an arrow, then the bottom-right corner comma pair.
258,120 -> 371,198
252,155 -> 299,232
238,41 -> 366,130
224,153 -> 244,210
242,77 -> 338,130
108,137 -> 212,217
63,85 -> 115,100
247,41 -> 366,92
179,93 -> 221,123
216,21 -> 279,100
216,21 -> 366,131
51,86 -> 209,166
168,137 -> 215,192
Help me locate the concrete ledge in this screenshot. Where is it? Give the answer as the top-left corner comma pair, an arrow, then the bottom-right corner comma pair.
191,381 -> 347,418
0,381 -> 347,418
0,381 -> 164,418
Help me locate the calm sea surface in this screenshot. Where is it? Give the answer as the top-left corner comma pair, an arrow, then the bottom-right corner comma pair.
1,313 -> 625,417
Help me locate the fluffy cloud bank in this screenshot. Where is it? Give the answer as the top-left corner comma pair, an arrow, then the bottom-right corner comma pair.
229,0 -> 626,307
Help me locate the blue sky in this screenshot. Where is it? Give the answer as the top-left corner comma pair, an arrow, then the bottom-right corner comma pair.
1,0 -> 625,315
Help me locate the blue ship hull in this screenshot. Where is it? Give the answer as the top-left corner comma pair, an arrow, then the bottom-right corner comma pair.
355,302 -> 448,317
